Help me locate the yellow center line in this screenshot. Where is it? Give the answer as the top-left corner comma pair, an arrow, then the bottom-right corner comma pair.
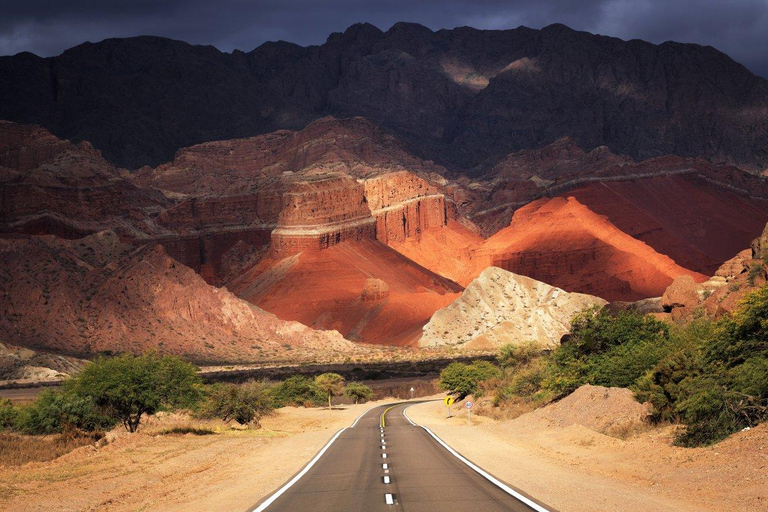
380,405 -> 398,428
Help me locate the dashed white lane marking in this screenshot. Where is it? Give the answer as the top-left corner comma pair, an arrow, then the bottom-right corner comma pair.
385,493 -> 394,505
250,428 -> 346,512
402,405 -> 551,512
384,476 -> 391,484
382,463 -> 388,469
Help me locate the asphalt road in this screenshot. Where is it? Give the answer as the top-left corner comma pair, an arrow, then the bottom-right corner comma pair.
250,402 -> 552,512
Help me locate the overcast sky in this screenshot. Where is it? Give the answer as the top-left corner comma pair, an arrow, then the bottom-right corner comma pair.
1,0 -> 766,78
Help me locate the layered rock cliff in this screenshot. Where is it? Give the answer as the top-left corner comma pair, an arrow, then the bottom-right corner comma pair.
421,267 -> 607,350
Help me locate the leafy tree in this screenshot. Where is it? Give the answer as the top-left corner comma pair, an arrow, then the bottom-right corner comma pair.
315,373 -> 345,410
270,375 -> 324,407
199,381 -> 273,426
67,353 -> 202,432
344,382 -> 374,404
439,361 -> 500,398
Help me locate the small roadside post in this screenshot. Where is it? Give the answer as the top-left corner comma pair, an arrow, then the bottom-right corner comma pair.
444,395 -> 455,417
466,400 -> 473,426
410,387 -> 415,400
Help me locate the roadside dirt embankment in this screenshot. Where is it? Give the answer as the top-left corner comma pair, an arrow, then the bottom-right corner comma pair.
407,386 -> 768,512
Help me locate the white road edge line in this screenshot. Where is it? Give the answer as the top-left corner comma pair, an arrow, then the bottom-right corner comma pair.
250,427 -> 347,512
402,405 -> 551,512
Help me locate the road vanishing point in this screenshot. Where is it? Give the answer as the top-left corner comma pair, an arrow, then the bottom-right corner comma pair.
250,402 -> 554,512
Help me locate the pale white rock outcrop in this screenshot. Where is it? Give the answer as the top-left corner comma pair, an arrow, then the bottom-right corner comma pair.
420,267 -> 607,349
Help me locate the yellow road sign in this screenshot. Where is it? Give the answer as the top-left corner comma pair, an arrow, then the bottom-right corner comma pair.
444,396 -> 455,406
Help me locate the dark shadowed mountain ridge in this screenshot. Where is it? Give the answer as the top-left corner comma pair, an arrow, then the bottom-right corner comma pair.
1,23 -> 767,172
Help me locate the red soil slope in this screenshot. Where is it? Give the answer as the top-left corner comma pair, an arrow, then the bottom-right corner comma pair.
566,174 -> 768,275
227,238 -> 462,346
473,197 -> 707,301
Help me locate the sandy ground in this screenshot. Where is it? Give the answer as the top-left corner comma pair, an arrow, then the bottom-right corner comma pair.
0,400 -> 389,512
407,399 -> 768,512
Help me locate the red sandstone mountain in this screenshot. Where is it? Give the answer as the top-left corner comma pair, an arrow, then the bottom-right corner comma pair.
3,117 -> 768,349
0,231 -> 362,362
474,197 -> 707,301
465,137 -> 768,236
566,175 -> 768,275
129,117 -> 452,285
389,196 -> 707,301
228,238 -> 462,346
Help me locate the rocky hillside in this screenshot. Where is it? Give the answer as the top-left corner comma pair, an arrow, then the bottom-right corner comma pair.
421,267 -> 606,350
1,23 -> 766,171
0,231 -> 362,362
0,121 -> 168,239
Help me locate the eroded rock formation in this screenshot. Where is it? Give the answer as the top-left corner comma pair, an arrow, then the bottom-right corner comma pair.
421,267 -> 607,350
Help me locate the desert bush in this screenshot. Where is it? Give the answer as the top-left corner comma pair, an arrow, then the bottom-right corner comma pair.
270,375 -> 324,408
67,353 -> 203,432
439,360 -> 500,398
13,390 -> 114,435
543,308 -> 671,397
497,342 -> 542,368
315,373 -> 345,409
0,398 -> 16,431
344,382 -> 374,404
198,380 -> 273,426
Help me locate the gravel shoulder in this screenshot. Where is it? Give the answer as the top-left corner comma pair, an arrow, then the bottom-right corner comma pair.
406,398 -> 768,512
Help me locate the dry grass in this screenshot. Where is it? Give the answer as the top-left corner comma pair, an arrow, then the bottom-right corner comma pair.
0,432 -> 101,466
158,426 -> 216,436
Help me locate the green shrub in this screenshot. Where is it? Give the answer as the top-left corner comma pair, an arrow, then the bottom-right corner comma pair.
344,382 -> 374,404
199,380 -> 273,426
497,342 -> 542,368
13,390 -> 114,435
544,308 -> 671,397
270,375 -> 324,408
439,360 -> 501,398
0,398 -> 18,431
67,353 -> 203,432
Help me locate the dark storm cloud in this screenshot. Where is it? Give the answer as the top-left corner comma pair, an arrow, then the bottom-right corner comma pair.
1,0 -> 766,78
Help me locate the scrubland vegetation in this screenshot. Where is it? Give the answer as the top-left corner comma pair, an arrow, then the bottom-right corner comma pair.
0,354 -> 374,463
440,283 -> 768,446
